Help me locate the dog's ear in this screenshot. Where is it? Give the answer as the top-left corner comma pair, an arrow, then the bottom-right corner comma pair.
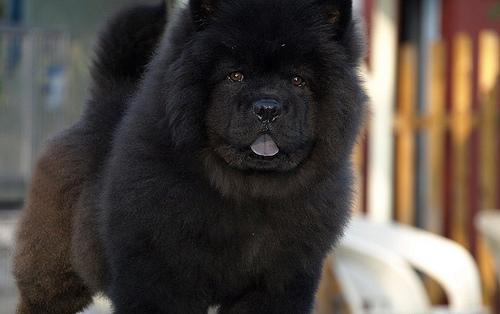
190,0 -> 218,29
318,0 -> 353,36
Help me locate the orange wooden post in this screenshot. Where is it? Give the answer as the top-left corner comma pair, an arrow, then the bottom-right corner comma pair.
478,31 -> 499,214
315,258 -> 348,314
352,132 -> 367,215
395,44 -> 417,225
477,30 -> 499,308
450,33 -> 473,248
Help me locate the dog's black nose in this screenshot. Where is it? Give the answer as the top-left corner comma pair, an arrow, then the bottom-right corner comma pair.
253,99 -> 282,123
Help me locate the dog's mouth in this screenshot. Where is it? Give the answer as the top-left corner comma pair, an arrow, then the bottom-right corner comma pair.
209,133 -> 312,172
250,133 -> 279,157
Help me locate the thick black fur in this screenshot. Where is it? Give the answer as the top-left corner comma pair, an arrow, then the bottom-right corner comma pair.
15,0 -> 367,313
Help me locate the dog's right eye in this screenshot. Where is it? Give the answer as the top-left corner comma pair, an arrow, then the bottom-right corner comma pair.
292,76 -> 306,87
228,71 -> 244,82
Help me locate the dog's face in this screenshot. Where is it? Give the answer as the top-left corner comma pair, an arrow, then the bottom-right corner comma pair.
205,43 -> 317,173
162,0 -> 365,199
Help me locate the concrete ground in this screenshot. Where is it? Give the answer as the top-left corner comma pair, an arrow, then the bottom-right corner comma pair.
0,210 -> 20,314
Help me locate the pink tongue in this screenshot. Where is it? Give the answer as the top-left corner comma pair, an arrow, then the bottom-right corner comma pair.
250,134 -> 279,157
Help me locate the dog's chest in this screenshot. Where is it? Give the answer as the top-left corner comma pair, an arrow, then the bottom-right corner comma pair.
242,227 -> 275,268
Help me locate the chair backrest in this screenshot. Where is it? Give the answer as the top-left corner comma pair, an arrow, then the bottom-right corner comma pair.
347,216 -> 483,312
475,210 -> 500,286
332,233 -> 430,314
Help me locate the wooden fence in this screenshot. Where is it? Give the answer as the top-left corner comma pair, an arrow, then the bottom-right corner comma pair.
352,30 -> 499,307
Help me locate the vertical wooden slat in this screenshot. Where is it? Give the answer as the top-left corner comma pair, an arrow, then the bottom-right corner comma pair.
352,128 -> 369,215
352,140 -> 364,215
478,31 -> 499,211
450,33 -> 473,248
426,42 -> 447,235
352,59 -> 369,214
477,30 -> 499,308
315,259 -> 348,314
395,44 -> 417,225
361,133 -> 370,214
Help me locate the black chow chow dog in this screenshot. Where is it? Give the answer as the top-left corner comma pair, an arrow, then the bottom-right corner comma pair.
13,0 -> 366,313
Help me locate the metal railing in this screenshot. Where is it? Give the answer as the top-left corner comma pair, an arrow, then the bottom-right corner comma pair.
0,26 -> 72,203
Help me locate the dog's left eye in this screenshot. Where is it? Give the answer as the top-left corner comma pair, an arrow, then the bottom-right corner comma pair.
292,76 -> 306,87
228,71 -> 244,82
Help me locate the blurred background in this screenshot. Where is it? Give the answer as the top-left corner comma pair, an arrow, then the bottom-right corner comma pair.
0,0 -> 498,313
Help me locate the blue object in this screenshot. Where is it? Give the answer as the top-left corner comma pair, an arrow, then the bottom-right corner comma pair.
8,0 -> 24,24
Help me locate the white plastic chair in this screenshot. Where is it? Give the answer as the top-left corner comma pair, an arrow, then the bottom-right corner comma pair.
475,210 -> 500,287
331,233 -> 430,314
330,215 -> 484,314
